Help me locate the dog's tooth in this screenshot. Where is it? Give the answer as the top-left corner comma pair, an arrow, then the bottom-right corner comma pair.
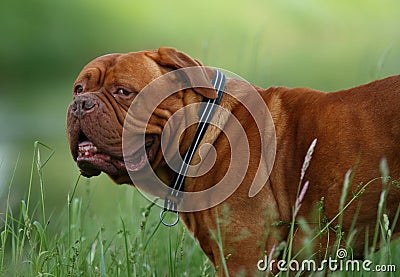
78,142 -> 97,156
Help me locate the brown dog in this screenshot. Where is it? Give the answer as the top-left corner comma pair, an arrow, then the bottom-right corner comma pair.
67,47 -> 400,276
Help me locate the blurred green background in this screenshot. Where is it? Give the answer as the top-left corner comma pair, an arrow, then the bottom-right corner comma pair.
1,0 -> 400,243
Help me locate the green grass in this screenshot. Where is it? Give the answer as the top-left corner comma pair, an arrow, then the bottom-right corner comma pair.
1,141 -> 399,276
0,142 -> 213,276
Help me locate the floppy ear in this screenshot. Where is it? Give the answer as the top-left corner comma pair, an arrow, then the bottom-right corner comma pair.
146,47 -> 218,99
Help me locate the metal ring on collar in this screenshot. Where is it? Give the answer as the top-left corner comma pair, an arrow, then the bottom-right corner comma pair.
160,208 -> 180,227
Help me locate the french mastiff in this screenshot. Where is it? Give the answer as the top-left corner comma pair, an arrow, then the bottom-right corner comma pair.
67,47 -> 400,276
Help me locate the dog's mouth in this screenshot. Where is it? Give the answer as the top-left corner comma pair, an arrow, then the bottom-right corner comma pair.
74,130 -> 158,178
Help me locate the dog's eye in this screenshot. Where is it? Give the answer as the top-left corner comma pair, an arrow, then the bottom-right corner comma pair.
117,88 -> 132,96
74,85 -> 84,94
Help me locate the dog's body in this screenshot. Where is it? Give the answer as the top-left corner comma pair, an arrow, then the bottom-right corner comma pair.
67,47 -> 400,276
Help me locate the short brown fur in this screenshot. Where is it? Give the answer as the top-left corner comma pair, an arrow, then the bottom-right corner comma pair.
67,47 -> 400,276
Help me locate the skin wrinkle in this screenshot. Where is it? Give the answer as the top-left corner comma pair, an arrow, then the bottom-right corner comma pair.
152,108 -> 171,129
97,66 -> 104,86
95,94 -> 123,144
101,91 -> 127,129
80,66 -> 125,152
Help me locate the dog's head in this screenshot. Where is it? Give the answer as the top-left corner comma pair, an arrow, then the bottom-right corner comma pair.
66,47 -> 218,184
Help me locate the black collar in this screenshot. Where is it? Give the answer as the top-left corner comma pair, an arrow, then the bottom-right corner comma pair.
161,69 -> 226,226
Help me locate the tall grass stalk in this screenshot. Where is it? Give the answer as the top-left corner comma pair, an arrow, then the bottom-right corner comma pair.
99,230 -> 106,277
21,143 -> 38,260
370,158 -> 390,255
336,169 -> 352,249
210,212 -> 230,277
0,154 -> 19,273
27,142 -> 55,226
345,205 -> 361,252
284,138 -> 317,270
120,217 -> 131,277
380,214 -> 392,263
143,219 -> 163,252
292,175 -> 387,261
168,229 -> 175,277
390,203 -> 400,237
67,174 -> 81,253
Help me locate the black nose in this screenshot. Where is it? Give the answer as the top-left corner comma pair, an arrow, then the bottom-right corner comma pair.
70,94 -> 97,118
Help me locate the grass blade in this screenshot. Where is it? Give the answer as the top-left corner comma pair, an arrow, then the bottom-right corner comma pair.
99,231 -> 106,277
0,154 -> 20,272
33,221 -> 48,252
371,158 -> 390,255
34,141 -> 55,231
285,139 -> 317,269
120,217 -> 131,277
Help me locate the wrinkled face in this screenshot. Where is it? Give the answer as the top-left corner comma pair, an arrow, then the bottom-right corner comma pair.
67,48 -> 216,185
66,51 -> 166,184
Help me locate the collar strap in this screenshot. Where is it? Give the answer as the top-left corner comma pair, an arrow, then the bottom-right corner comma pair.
160,69 -> 226,226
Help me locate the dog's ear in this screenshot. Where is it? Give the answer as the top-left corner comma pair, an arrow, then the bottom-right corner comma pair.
146,47 -> 218,99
